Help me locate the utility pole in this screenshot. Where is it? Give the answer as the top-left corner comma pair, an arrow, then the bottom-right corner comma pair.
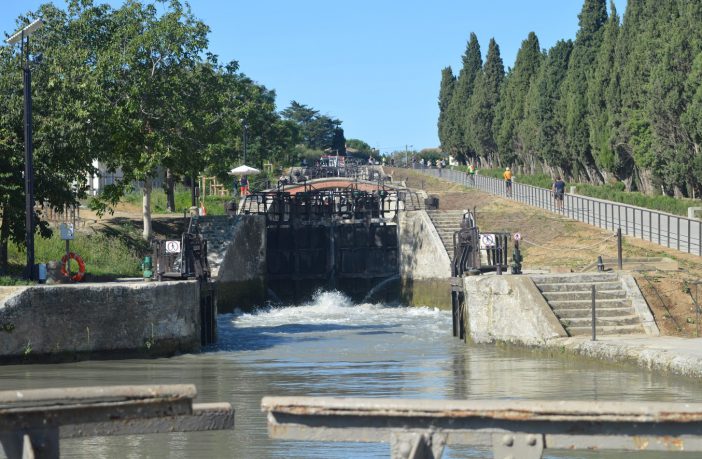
405,144 -> 413,168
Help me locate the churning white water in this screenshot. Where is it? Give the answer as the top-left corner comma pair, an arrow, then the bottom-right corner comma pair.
1,291 -> 701,458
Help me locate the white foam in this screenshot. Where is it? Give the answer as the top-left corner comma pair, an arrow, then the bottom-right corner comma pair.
229,290 -> 448,330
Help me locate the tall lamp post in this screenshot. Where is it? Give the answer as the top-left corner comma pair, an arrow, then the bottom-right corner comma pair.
7,19 -> 43,280
241,121 -> 249,164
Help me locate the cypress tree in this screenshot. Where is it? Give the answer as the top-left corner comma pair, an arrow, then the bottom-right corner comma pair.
613,0 -> 667,192
445,33 -> 482,162
467,38 -> 505,165
493,32 -> 542,166
563,0 -> 608,183
437,67 -> 456,151
523,40 -> 573,175
587,1 -> 620,177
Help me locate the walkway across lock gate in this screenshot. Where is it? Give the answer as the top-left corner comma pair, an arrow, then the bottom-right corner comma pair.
417,167 -> 702,257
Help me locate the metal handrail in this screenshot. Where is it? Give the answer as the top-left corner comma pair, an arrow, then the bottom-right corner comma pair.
414,167 -> 702,256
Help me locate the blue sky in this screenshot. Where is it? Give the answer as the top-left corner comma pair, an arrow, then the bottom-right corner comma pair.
3,0 -> 627,154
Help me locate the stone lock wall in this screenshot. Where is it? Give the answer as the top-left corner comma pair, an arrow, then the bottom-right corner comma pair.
0,281 -> 201,363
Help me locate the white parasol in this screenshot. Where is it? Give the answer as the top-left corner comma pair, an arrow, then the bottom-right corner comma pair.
228,165 -> 261,176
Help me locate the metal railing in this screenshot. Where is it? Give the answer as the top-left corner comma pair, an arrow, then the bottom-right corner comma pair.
262,396 -> 702,458
417,167 -> 702,256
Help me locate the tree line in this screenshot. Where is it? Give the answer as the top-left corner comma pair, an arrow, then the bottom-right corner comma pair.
0,0 -> 350,271
438,0 -> 702,198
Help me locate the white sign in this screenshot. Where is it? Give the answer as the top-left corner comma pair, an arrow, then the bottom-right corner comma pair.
479,233 -> 496,249
165,240 -> 181,253
513,232 -> 522,241
59,223 -> 74,240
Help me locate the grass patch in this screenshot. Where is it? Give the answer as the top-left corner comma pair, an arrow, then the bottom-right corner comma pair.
9,223 -> 149,279
120,189 -> 232,216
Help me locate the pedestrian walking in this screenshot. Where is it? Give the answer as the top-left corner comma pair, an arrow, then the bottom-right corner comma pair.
552,176 -> 566,211
503,167 -> 513,197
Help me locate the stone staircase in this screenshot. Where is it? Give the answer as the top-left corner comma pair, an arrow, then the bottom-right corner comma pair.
530,273 -> 645,336
196,216 -> 238,278
426,210 -> 465,261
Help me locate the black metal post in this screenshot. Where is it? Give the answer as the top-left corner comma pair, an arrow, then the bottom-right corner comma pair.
617,227 -> 623,270
591,285 -> 596,341
243,122 -> 248,164
22,33 -> 35,280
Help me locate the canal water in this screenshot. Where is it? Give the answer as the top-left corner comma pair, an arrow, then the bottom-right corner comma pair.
1,291 -> 701,458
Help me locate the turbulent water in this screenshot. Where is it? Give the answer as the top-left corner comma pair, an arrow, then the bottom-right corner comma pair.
1,291 -> 702,458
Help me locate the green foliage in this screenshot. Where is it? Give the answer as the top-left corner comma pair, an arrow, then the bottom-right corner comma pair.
494,32 -> 542,166
444,33 -> 482,162
467,39 -> 504,162
281,101 -> 341,151
439,0 -> 702,204
437,66 -> 456,151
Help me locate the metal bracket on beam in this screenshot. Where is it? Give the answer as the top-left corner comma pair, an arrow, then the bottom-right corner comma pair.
391,431 -> 447,459
492,433 -> 544,459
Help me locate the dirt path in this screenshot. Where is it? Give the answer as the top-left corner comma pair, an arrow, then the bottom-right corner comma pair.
390,167 -> 702,338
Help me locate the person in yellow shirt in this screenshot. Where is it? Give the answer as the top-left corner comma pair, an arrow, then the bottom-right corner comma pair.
503,167 -> 513,197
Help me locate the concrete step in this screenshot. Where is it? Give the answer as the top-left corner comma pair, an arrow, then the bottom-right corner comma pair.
555,307 -> 634,319
531,273 -> 619,284
542,290 -> 626,302
536,281 -> 623,292
567,324 -> 645,336
563,315 -> 641,328
549,299 -> 630,310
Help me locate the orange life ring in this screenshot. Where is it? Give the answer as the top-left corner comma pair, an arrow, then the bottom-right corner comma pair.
61,252 -> 86,282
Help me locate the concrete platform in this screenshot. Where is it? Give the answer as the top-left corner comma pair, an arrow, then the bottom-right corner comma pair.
545,335 -> 702,379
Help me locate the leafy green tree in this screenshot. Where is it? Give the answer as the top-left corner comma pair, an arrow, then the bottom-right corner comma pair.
346,138 -> 372,155
281,101 -> 341,151
467,38 -> 504,164
445,33 -> 482,162
0,2 -> 109,270
87,0 -> 211,240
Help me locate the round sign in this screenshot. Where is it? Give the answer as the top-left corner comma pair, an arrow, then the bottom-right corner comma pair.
513,232 -> 522,241
165,240 -> 181,253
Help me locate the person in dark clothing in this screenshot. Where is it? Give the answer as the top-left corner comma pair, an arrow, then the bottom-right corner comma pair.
552,176 -> 566,210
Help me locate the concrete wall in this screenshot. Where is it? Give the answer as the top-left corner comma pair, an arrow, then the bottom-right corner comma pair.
398,211 -> 452,309
0,281 -> 201,363
399,211 -> 451,279
216,215 -> 266,312
464,275 -> 567,345
620,274 -> 659,336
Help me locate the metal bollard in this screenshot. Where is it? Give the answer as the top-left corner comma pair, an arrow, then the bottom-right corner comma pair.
591,285 -> 596,341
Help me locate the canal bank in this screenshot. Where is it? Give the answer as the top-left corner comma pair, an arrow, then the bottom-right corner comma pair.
2,293 -> 702,459
0,281 -> 202,363
462,273 -> 702,379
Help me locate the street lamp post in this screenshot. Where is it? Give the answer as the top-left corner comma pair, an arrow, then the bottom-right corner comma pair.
242,121 -> 249,164
7,19 -> 43,280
